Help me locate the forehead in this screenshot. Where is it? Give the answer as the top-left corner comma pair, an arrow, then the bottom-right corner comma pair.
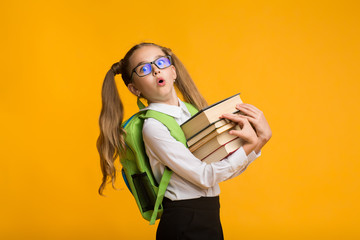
129,46 -> 165,68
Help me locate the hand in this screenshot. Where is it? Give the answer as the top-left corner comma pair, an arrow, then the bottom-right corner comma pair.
235,103 -> 272,153
220,113 -> 258,155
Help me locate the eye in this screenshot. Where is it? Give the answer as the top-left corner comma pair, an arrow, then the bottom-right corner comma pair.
138,64 -> 151,74
158,60 -> 165,66
156,57 -> 170,68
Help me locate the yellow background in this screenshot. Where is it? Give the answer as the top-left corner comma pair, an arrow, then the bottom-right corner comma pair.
1,0 -> 359,239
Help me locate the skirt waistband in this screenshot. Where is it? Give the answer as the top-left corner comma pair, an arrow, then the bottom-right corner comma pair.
162,196 -> 220,210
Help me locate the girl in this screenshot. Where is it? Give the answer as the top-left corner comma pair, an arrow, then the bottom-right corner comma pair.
97,42 -> 272,240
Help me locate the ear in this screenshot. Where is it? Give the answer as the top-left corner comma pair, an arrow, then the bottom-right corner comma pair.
170,65 -> 177,80
127,83 -> 140,97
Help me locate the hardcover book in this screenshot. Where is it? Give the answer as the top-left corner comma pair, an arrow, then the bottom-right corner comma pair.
202,138 -> 244,164
181,93 -> 243,140
181,93 -> 244,163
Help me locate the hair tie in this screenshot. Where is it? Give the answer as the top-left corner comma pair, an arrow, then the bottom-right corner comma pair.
111,61 -> 122,75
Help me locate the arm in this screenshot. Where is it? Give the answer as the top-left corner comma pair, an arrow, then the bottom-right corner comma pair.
143,118 -> 252,190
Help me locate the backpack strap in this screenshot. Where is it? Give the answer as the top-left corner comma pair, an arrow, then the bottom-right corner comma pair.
183,101 -> 199,116
142,103 -> 198,224
137,97 -> 146,110
145,110 -> 187,144
149,167 -> 172,224
142,110 -> 186,224
144,101 -> 199,145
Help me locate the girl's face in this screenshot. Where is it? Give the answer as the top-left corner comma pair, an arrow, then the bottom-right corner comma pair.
127,45 -> 178,105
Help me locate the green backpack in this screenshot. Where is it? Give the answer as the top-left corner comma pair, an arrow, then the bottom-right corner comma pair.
120,99 -> 198,225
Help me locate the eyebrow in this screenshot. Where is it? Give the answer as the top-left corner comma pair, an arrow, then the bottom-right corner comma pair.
135,55 -> 165,66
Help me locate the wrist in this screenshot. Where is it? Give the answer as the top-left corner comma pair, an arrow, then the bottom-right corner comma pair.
243,144 -> 255,155
258,136 -> 268,144
259,132 -> 272,142
254,137 -> 267,154
243,138 -> 258,155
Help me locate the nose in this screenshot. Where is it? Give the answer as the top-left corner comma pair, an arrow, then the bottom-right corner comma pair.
151,63 -> 160,75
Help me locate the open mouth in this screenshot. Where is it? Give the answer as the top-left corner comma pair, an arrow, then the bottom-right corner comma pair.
157,78 -> 165,86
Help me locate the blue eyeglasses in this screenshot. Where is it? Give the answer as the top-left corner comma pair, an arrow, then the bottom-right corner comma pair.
131,55 -> 172,78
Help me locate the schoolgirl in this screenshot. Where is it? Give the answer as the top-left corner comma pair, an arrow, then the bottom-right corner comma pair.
97,42 -> 272,240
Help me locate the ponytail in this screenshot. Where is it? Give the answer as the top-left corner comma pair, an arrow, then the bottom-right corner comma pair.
170,53 -> 208,110
97,61 -> 126,195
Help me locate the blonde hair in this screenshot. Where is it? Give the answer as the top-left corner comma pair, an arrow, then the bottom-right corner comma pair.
97,42 -> 208,195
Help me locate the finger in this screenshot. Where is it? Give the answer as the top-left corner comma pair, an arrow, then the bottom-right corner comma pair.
228,122 -> 256,142
223,114 -> 250,129
232,112 -> 256,126
234,114 -> 258,132
238,103 -> 262,114
237,103 -> 261,114
221,113 -> 247,123
235,105 -> 257,118
228,129 -> 247,140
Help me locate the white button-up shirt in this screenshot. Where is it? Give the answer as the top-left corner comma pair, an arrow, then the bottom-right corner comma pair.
142,98 -> 261,200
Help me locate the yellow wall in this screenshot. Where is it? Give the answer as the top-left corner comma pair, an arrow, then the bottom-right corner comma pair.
1,0 -> 359,239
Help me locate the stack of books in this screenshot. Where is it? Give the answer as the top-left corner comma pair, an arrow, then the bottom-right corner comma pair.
181,93 -> 244,163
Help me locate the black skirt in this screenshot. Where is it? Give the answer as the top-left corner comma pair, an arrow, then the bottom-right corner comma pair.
156,196 -> 224,240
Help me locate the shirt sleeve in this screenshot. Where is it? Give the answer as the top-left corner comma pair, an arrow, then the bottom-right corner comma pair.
142,118 -> 252,190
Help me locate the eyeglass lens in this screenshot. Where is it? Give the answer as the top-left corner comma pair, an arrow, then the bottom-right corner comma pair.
135,56 -> 171,76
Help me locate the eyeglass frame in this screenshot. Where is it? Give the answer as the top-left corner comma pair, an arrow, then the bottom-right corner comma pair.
130,55 -> 172,79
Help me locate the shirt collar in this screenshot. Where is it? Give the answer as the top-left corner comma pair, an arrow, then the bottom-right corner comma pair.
140,98 -> 191,119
